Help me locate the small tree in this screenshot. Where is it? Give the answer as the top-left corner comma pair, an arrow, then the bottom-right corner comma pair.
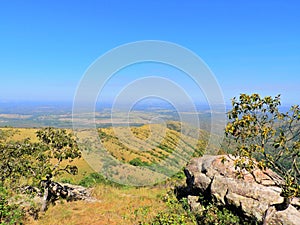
0,127 -> 82,216
225,94 -> 300,206
0,127 -> 81,188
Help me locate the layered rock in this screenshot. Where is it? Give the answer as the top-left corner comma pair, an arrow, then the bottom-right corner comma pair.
184,155 -> 300,225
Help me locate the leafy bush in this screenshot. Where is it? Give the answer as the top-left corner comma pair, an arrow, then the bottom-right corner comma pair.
225,94 -> 300,200
171,170 -> 185,180
129,158 -> 150,167
79,173 -> 109,187
149,191 -> 196,225
194,202 -> 242,225
0,186 -> 23,225
78,172 -> 123,188
149,189 -> 255,225
193,193 -> 257,225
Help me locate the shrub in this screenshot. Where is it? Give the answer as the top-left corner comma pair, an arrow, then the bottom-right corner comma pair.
129,158 -> 150,167
0,186 -> 23,225
78,172 -> 123,188
149,191 -> 196,225
225,94 -> 300,201
79,173 -> 109,187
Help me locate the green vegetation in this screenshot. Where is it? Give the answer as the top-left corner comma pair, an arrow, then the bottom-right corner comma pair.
146,190 -> 250,225
78,172 -> 125,188
0,127 -> 81,224
149,192 -> 196,225
0,128 -> 81,188
36,127 -> 81,177
193,193 -> 257,225
129,157 -> 150,166
0,186 -> 23,225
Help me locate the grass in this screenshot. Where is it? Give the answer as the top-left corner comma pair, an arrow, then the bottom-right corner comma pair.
0,127 -> 39,142
98,124 -> 205,164
26,184 -> 168,225
1,126 -> 205,224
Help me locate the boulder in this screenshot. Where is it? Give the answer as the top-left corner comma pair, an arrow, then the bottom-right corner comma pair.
39,181 -> 97,211
184,155 -> 300,225
15,182 -> 97,219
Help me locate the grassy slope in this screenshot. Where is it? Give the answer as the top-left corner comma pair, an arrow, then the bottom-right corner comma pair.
2,125 -> 206,224
98,123 -> 208,163
27,185 -> 168,225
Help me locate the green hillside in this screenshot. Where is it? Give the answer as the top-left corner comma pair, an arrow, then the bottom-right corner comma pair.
1,123 -> 232,225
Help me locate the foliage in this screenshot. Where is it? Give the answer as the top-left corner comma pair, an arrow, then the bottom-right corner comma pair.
0,128 -> 81,188
225,93 -> 300,199
36,127 -> 81,176
149,191 -> 196,225
193,193 -> 256,225
129,158 -> 150,167
0,137 -> 49,187
148,190 -> 246,225
78,172 -> 125,188
0,186 -> 23,225
0,128 -> 82,222
171,170 -> 186,180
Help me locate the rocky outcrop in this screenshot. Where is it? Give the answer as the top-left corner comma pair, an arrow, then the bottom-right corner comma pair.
16,181 -> 97,219
39,180 -> 97,211
184,155 -> 300,225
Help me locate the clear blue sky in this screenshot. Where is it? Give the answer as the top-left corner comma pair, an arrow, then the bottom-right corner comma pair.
0,0 -> 299,105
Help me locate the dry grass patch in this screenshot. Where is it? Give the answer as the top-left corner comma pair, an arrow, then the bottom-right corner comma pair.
28,184 -> 167,225
0,127 -> 39,142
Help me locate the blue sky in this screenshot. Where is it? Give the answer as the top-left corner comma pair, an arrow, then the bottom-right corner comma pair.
0,0 -> 299,105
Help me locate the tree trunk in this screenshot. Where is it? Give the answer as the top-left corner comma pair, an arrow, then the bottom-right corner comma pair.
41,188 -> 48,212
